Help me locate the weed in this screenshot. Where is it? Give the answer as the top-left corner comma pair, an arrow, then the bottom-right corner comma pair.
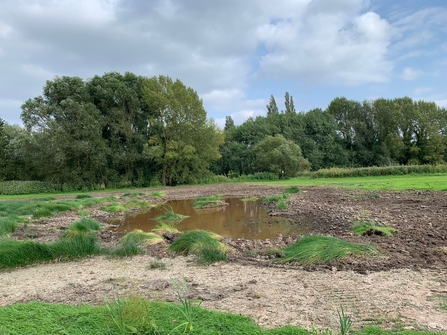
124,199 -> 152,210
263,194 -> 286,203
170,276 -> 202,334
277,198 -> 288,210
122,192 -> 145,198
0,217 -> 17,236
352,222 -> 396,237
283,186 -> 301,194
100,202 -> 127,213
64,218 -> 101,237
121,230 -> 164,246
277,235 -> 377,265
149,191 -> 166,198
104,295 -> 138,334
337,306 -> 353,335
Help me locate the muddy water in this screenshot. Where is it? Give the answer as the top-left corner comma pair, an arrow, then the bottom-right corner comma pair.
117,198 -> 310,239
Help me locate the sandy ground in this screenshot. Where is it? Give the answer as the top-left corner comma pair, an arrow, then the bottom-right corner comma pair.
2,184 -> 447,331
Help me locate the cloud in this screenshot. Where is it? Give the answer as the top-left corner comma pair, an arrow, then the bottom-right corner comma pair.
400,67 -> 424,81
256,1 -> 394,85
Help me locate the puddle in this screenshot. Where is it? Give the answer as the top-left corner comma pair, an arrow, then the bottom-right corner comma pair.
115,198 -> 311,240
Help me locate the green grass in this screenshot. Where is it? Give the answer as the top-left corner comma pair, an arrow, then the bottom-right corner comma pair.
283,186 -> 301,194
0,234 -> 101,270
75,194 -> 93,199
122,192 -> 145,198
192,194 -> 224,208
112,230 -> 165,257
169,230 -> 227,264
151,222 -> 180,235
352,222 -> 396,237
77,209 -> 92,216
147,260 -> 167,270
100,202 -> 127,213
124,199 -> 153,210
0,300 -> 444,335
155,203 -> 189,222
149,191 -> 166,198
277,235 -> 378,265
263,194 -> 287,203
64,218 -> 101,237
0,216 -> 17,236
264,174 -> 447,191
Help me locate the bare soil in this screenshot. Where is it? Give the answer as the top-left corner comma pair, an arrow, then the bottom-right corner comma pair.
2,184 -> 447,331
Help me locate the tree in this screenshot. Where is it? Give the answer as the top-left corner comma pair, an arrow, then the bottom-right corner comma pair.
266,95 -> 279,115
254,135 -> 310,178
284,92 -> 296,114
141,75 -> 224,186
224,116 -> 235,130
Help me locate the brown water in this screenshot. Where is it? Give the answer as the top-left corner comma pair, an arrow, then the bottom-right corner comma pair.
116,198 -> 310,240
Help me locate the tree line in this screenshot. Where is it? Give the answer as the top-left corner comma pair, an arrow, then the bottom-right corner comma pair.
212,94 -> 447,177
1,72 -> 446,188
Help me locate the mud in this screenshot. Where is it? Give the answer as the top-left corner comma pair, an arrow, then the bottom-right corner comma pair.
3,184 -> 447,331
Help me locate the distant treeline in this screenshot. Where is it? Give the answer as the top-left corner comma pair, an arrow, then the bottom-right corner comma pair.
211,95 -> 447,176
1,72 -> 446,190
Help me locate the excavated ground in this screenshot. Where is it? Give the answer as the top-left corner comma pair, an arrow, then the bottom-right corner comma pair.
3,184 -> 447,331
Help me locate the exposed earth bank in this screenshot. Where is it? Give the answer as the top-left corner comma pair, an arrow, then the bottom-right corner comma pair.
2,184 -> 447,331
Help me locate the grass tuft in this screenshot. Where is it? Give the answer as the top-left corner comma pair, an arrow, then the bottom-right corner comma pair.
100,202 -> 126,213
169,230 -> 227,264
64,218 -> 101,237
155,203 -> 189,222
120,229 -> 164,246
277,235 -> 377,265
192,194 -> 224,209
0,217 -> 17,236
283,186 -> 301,194
151,222 -> 179,235
352,222 -> 396,237
75,194 -> 92,199
77,209 -> 92,216
263,194 -> 287,204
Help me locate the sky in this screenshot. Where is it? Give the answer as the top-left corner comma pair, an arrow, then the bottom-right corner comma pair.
0,0 -> 446,128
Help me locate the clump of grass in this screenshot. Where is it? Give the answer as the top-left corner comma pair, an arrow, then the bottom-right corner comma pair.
352,221 -> 396,237
192,194 -> 224,209
151,222 -> 179,235
169,230 -> 227,264
122,192 -> 145,198
64,218 -> 101,238
100,202 -> 126,213
277,235 -> 377,265
0,217 -> 17,236
75,194 -> 92,199
77,209 -> 92,216
241,196 -> 259,201
147,260 -> 167,270
155,203 -> 189,222
112,238 -> 141,257
149,191 -> 166,198
283,186 -> 301,194
120,229 -> 164,246
263,194 -> 286,204
276,198 -> 288,210
124,200 -> 152,210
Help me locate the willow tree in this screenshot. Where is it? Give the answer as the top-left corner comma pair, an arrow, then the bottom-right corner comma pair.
141,75 -> 224,186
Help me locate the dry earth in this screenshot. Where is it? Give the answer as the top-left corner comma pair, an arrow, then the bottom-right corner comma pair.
2,184 -> 447,331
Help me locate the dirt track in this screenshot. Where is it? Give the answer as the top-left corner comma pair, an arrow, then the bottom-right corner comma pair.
2,184 -> 447,331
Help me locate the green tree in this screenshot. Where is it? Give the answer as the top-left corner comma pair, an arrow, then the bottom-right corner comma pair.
266,95 -> 279,115
284,92 -> 296,114
224,116 -> 235,130
141,75 -> 224,186
254,135 -> 310,178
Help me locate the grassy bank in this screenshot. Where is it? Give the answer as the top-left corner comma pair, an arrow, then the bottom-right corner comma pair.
0,300 -> 444,335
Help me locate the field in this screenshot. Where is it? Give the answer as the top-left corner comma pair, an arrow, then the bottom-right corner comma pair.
0,179 -> 446,333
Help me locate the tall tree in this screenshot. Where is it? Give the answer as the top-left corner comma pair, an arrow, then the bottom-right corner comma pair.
266,95 -> 279,115
141,75 -> 224,186
284,92 -> 296,113
224,115 -> 235,130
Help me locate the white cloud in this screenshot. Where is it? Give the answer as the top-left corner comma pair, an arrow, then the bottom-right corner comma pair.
413,87 -> 434,95
256,1 -> 394,85
434,99 -> 447,108
400,67 -> 424,81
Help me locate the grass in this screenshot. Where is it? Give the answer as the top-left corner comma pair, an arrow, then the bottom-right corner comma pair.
277,235 -> 378,265
75,194 -> 92,199
0,234 -> 101,270
263,194 -> 287,203
147,259 -> 167,270
264,174 -> 447,191
149,191 -> 166,198
64,218 -> 101,237
151,222 -> 180,235
192,194 -> 224,208
112,230 -> 165,257
283,186 -> 301,194
0,216 -> 18,236
0,300 -> 444,335
169,230 -> 228,264
352,222 -> 396,237
155,203 -> 189,222
263,193 -> 289,210
124,199 -> 153,210
100,202 -> 127,213
77,209 -> 92,216
122,192 -> 145,198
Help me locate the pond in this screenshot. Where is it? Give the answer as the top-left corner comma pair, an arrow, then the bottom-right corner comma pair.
115,198 -> 311,240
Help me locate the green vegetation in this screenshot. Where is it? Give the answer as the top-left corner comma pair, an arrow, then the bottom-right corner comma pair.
147,260 -> 167,270
100,202 -> 127,213
64,218 -> 101,237
169,230 -> 228,264
155,203 -> 189,222
0,217 -> 17,236
0,300 -> 444,335
263,194 -> 287,204
352,222 -> 396,237
77,209 -> 92,216
283,186 -> 301,194
0,234 -> 101,270
277,235 -> 377,265
170,276 -> 202,333
75,194 -> 92,199
113,230 -> 164,257
192,194 -> 224,208
149,191 -> 166,198
122,192 -> 145,198
124,199 -> 153,210
151,222 -> 180,235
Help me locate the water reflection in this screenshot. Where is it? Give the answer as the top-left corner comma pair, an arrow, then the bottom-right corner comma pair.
116,198 -> 310,240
